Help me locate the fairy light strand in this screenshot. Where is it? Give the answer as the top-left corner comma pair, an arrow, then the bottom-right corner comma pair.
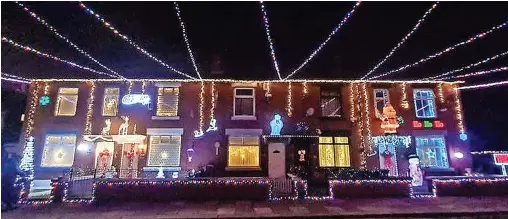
260,1 -> 282,80
370,21 -> 508,79
457,80 -> 508,90
453,87 -> 465,134
174,2 -> 202,79
78,2 -> 197,80
287,82 -> 293,117
2,37 -> 117,78
210,81 -> 216,121
15,2 -> 125,79
355,83 -> 366,168
426,51 -> 508,80
349,83 -> 355,121
302,82 -> 308,96
284,1 -> 362,80
2,73 -> 30,81
439,66 -> 508,80
361,83 -> 373,155
437,83 -> 445,103
1,76 -> 30,84
361,2 -> 438,79
84,81 -> 96,135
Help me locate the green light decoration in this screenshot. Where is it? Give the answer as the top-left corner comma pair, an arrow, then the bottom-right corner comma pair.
39,95 -> 50,107
397,116 -> 404,125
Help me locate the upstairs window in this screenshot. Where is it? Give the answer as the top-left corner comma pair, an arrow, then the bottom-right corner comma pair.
373,89 -> 390,118
228,136 -> 260,168
147,135 -> 181,167
156,87 -> 179,117
41,134 -> 77,167
234,88 -> 255,117
415,135 -> 449,168
318,137 -> 351,167
102,88 -> 120,116
55,88 -> 79,116
413,89 -> 437,118
320,89 -> 342,117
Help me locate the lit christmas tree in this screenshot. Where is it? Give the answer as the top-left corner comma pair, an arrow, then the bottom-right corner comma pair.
19,136 -> 35,179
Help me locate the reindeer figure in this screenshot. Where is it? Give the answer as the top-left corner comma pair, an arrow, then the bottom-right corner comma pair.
101,119 -> 111,135
118,116 -> 130,135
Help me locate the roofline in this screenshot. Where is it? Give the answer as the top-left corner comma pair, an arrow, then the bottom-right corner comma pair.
29,78 -> 464,84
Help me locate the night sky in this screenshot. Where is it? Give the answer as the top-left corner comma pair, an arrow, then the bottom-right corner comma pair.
1,1 -> 508,150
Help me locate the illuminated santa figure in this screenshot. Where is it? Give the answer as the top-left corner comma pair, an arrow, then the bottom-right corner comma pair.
97,149 -> 112,177
381,103 -> 399,134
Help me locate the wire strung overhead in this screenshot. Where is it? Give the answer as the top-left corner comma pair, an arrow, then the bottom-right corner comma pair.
174,2 -> 202,79
361,2 -> 439,80
15,2 -> 126,79
369,21 -> 508,80
1,72 -> 31,84
457,80 -> 508,90
283,1 -> 362,80
425,50 -> 508,80
2,37 -> 118,78
438,66 -> 508,80
259,1 -> 282,80
78,2 -> 197,80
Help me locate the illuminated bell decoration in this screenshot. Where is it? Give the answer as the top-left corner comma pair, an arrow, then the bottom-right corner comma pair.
380,103 -> 399,134
39,95 -> 50,107
270,114 -> 284,135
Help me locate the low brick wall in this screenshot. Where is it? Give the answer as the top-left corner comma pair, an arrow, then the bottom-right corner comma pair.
433,177 -> 508,197
329,178 -> 411,198
94,179 -> 272,202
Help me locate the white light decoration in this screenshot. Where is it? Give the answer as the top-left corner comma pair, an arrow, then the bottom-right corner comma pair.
370,21 -> 508,79
302,82 -> 308,96
206,82 -> 217,132
355,83 -> 366,168
439,66 -> 508,80
259,1 -> 282,80
78,2 -> 196,80
16,2 -> 125,79
453,87 -> 466,139
174,2 -> 202,79
437,83 -> 445,104
349,83 -> 355,121
371,136 -> 412,148
1,76 -> 30,84
270,114 -> 284,135
287,82 -> 293,117
194,81 -> 205,137
400,82 -> 409,109
361,83 -> 373,155
457,80 -> 508,90
361,2 -> 439,79
454,152 -> 464,159
2,37 -> 117,78
121,94 -> 151,105
426,50 -> 508,80
84,81 -> 96,135
2,73 -> 31,82
19,82 -> 40,180
77,142 -> 90,152
284,1 -> 362,80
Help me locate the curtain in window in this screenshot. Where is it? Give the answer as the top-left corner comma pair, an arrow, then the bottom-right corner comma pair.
156,88 -> 179,116
55,88 -> 79,116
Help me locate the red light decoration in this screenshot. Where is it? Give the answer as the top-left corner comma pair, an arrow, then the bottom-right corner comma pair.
434,121 -> 445,128
413,120 -> 445,129
494,154 -> 508,165
412,121 -> 423,128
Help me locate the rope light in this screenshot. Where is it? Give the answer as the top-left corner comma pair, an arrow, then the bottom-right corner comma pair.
284,1 -> 362,80
439,66 -> 508,80
174,2 -> 202,79
78,2 -> 197,80
1,76 -> 30,84
426,50 -> 508,80
2,37 -> 117,78
370,21 -> 508,79
260,1 -> 282,80
361,2 -> 439,79
457,80 -> 508,90
15,2 -> 125,79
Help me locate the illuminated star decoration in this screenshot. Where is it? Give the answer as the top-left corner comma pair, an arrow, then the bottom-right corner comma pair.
426,148 -> 436,159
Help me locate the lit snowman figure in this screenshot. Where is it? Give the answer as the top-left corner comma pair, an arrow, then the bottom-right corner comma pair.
408,154 -> 423,186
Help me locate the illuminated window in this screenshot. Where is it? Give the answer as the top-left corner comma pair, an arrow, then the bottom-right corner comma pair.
234,88 -> 255,117
147,135 -> 181,167
41,134 -> 76,167
413,89 -> 436,118
156,87 -> 179,117
373,89 -> 390,118
228,136 -> 260,168
318,137 -> 350,167
55,88 -> 79,116
416,136 -> 449,168
102,88 -> 120,116
320,89 -> 342,117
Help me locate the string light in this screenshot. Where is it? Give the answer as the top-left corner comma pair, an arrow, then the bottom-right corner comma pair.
15,2 -> 125,79
259,1 -> 282,80
63,182 -> 95,204
1,76 -> 30,84
141,80 -> 147,94
426,51 -> 508,80
19,82 -> 40,178
370,21 -> 508,79
2,73 -> 31,81
457,80 -> 508,90
453,87 -> 466,135
471,151 -> 508,155
432,178 -> 508,196
439,66 -> 508,80
284,1 -> 362,80
361,83 -> 373,155
128,81 -> 134,94
400,82 -> 409,109
84,81 -> 96,135
361,2 -> 439,79
437,83 -> 445,103
210,82 -> 216,122
2,37 -> 117,78
349,83 -> 355,121
78,2 -> 196,80
302,82 -> 308,96
286,82 -> 293,117
195,81 -> 205,137
174,2 -> 202,79
329,179 -> 412,198
355,83 -> 366,168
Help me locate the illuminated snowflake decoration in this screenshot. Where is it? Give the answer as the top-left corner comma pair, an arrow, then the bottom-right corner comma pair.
39,95 -> 50,107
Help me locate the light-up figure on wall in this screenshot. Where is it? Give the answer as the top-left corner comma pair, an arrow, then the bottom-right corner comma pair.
102,119 -> 111,135
206,118 -> 218,132
118,116 -> 129,135
408,154 -> 423,186
270,114 -> 283,135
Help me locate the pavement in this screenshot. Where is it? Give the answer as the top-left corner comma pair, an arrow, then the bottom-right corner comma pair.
2,196 -> 508,219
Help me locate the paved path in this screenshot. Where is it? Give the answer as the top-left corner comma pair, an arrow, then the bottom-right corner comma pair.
3,197 -> 508,218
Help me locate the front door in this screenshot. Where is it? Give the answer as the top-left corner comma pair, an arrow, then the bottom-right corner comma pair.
268,143 -> 286,179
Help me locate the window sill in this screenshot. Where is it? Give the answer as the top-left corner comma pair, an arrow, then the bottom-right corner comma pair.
225,166 -> 262,171
231,116 -> 257,121
151,116 -> 180,120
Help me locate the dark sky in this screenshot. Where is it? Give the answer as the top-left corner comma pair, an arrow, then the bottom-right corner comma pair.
1,1 -> 508,150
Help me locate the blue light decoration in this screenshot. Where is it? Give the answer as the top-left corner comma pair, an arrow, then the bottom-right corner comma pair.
459,133 -> 468,141
121,94 -> 151,105
270,114 -> 283,135
39,95 -> 50,107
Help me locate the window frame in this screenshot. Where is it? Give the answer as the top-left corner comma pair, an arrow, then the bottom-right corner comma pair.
227,136 -> 261,170
373,89 -> 390,118
40,134 -> 77,168
232,88 -> 256,119
413,89 -> 437,119
319,88 -> 343,118
102,87 -> 120,116
54,87 -> 79,117
155,87 -> 180,117
415,135 -> 449,168
147,135 -> 182,167
318,136 -> 351,168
